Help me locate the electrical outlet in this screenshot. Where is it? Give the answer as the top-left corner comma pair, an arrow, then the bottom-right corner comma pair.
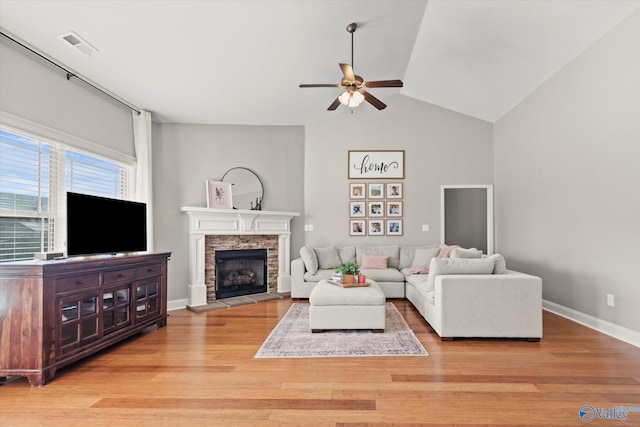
607,294 -> 615,307
308,224 -> 314,232
422,224 -> 430,231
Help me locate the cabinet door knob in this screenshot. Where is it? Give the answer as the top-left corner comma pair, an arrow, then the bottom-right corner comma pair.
117,274 -> 125,278
147,268 -> 153,272
76,280 -> 85,285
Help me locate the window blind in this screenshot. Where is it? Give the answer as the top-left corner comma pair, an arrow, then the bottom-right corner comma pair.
0,127 -> 135,262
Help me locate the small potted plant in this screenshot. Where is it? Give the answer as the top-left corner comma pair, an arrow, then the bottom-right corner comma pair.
335,261 -> 360,284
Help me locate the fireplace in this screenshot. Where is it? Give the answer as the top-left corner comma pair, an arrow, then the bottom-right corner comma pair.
181,206 -> 299,308
215,249 -> 267,299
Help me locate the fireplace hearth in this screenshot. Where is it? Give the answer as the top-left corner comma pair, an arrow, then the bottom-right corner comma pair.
215,249 -> 267,299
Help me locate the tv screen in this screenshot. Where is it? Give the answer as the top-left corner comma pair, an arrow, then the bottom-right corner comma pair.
66,192 -> 147,257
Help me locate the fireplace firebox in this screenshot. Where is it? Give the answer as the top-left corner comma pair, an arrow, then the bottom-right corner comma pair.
215,249 -> 268,299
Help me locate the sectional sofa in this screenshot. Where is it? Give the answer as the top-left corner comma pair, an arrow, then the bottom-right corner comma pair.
291,244 -> 543,340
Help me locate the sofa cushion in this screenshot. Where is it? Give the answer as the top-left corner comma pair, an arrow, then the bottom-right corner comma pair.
300,246 -> 319,274
360,268 -> 405,282
338,246 -> 356,263
405,273 -> 430,287
361,254 -> 389,269
399,245 -> 439,269
451,247 -> 483,259
424,257 -> 495,292
357,245 -> 400,269
411,247 -> 441,268
314,246 -> 341,270
488,253 -> 507,274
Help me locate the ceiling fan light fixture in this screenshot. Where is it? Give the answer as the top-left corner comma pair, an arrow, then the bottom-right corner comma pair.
339,90 -> 364,107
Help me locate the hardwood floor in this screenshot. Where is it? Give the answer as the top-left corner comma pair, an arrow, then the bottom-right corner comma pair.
1,299 -> 639,426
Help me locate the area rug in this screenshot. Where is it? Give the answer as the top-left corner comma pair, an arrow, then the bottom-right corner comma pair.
255,303 -> 428,358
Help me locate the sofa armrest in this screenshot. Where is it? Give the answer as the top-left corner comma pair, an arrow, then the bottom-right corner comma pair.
435,271 -> 542,338
291,257 -> 306,293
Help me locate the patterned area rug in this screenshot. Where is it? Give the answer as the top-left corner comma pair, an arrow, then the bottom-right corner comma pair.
255,303 -> 428,358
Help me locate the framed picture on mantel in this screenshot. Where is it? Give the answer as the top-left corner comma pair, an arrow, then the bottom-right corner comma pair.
348,150 -> 404,179
206,180 -> 233,209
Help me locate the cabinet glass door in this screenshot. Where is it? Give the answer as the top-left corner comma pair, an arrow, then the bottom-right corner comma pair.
59,292 -> 99,354
135,278 -> 160,321
103,285 -> 131,335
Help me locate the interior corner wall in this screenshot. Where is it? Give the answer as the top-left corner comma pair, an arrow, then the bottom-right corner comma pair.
152,123 -> 305,303
304,94 -> 493,248
494,10 -> 640,333
0,36 -> 134,157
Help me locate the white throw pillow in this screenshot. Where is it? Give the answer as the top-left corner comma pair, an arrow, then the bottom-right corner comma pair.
450,247 -> 483,259
424,257 -> 495,292
411,247 -> 441,268
314,246 -> 342,270
300,246 -> 318,274
488,253 -> 507,274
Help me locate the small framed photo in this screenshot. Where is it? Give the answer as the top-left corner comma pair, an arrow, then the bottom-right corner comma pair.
206,180 -> 233,209
387,201 -> 402,217
387,183 -> 402,198
368,183 -> 384,199
349,183 -> 366,199
387,219 -> 403,236
368,201 -> 384,217
350,220 -> 366,236
350,201 -> 366,217
368,219 -> 385,236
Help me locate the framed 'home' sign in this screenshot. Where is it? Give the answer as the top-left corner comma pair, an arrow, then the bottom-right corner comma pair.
348,150 -> 405,179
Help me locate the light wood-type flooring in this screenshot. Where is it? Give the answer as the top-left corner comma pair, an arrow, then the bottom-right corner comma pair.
1,299 -> 639,426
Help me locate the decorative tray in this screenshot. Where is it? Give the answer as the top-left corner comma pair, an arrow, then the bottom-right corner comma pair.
326,279 -> 371,288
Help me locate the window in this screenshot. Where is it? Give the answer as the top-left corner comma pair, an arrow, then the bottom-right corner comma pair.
0,128 -> 135,262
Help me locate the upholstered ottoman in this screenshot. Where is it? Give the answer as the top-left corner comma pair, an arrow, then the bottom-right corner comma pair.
309,279 -> 386,332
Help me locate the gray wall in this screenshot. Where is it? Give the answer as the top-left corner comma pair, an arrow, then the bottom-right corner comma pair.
0,37 -> 133,159
152,123 -> 305,303
304,94 -> 494,247
494,10 -> 640,332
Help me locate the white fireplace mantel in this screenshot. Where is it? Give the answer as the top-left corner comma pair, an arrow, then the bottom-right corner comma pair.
181,207 -> 299,307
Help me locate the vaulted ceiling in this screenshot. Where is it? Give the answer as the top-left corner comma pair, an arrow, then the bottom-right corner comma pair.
1,1 -> 638,125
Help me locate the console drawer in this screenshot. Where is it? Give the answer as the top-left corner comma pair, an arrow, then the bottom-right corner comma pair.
56,273 -> 100,293
103,267 -> 137,284
136,263 -> 163,278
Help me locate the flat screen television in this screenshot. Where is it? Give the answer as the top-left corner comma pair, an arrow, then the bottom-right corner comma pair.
66,192 -> 147,257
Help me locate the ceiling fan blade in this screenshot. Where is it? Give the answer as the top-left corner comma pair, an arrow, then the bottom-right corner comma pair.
327,97 -> 341,111
339,63 -> 356,82
299,84 -> 342,88
365,79 -> 404,88
362,91 -> 387,110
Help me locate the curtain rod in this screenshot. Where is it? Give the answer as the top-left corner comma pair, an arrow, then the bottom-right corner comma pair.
1,31 -> 141,115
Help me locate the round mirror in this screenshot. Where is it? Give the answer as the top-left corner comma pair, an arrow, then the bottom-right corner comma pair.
222,167 -> 264,210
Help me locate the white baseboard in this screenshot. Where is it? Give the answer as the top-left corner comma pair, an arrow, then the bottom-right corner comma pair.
543,299 -> 640,348
168,298 -> 188,311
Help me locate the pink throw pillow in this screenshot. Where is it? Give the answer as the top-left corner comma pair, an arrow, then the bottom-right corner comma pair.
360,254 -> 389,269
437,245 -> 461,258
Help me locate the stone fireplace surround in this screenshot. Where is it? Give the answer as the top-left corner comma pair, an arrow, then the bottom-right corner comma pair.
206,235 -> 277,302
181,207 -> 299,308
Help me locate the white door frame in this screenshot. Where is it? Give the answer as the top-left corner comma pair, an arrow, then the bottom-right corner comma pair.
440,185 -> 494,255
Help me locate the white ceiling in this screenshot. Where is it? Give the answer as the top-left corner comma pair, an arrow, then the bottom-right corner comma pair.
1,0 -> 638,125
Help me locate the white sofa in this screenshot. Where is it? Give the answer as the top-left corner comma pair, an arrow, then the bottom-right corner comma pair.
291,244 -> 543,340
405,255 -> 543,340
291,244 -> 419,299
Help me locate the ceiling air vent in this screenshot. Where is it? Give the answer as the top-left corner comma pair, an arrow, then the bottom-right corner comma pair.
58,31 -> 99,56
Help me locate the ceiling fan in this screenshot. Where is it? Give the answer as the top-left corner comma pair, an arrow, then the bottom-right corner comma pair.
299,22 -> 403,111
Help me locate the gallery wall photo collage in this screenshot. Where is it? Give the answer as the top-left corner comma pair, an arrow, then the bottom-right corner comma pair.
348,182 -> 403,236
